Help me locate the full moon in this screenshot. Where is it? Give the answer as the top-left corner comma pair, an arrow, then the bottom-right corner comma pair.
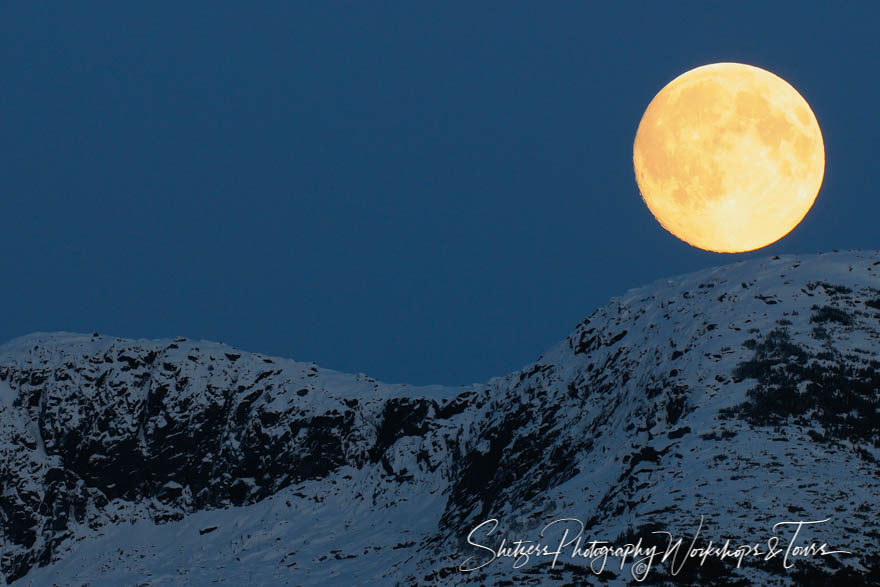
633,62 -> 824,253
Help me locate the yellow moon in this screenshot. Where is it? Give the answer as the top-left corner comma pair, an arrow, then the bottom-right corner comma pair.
633,62 -> 824,253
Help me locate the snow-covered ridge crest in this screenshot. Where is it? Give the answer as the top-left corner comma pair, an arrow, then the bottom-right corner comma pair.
2,250 -> 879,585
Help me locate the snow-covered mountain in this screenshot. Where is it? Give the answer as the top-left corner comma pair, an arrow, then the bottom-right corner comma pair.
2,251 -> 879,585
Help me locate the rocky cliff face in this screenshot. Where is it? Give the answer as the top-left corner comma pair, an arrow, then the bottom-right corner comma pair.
2,251 -> 879,585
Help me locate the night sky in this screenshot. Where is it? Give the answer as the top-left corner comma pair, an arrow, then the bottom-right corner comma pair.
2,3 -> 878,385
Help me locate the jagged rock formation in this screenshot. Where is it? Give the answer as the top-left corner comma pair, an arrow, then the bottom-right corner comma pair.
2,251 -> 879,585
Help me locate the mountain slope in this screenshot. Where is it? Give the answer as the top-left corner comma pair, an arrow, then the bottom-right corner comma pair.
2,251 -> 879,585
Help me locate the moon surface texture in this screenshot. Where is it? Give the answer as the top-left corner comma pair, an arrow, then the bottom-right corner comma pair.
633,63 -> 824,253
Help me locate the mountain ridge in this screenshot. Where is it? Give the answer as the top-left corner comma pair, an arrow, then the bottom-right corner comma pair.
2,250 -> 879,585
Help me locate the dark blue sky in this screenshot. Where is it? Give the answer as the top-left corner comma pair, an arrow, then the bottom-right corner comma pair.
2,4 -> 877,384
